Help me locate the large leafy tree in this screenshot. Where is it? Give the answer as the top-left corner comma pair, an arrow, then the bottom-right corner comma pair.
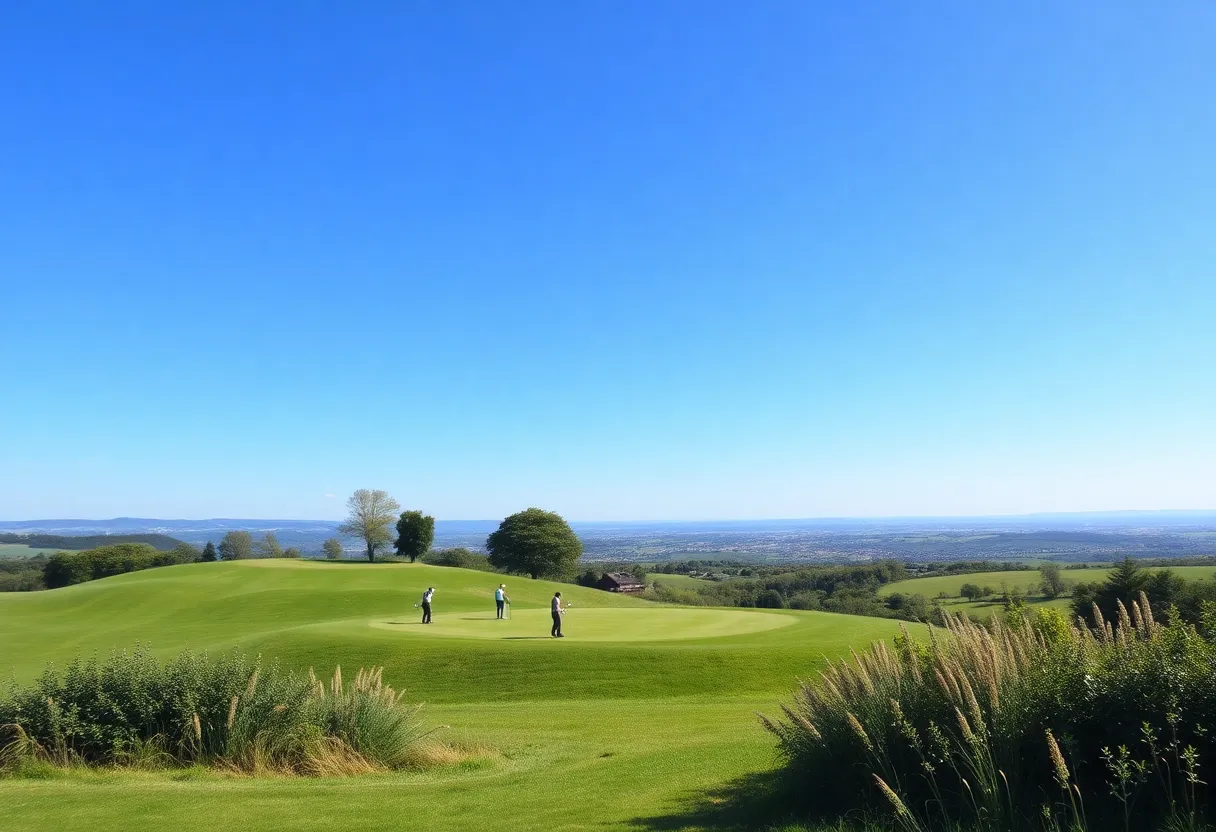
201,541 -> 217,562
486,508 -> 582,580
394,511 -> 435,563
338,489 -> 401,562
218,531 -> 254,561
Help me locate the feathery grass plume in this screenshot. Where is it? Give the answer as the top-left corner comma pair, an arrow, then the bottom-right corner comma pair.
850,649 -> 876,696
1091,602 -> 1107,633
1116,599 -> 1132,634
227,696 -> 239,730
1139,591 -> 1156,630
1046,729 -> 1069,789
959,675 -> 984,735
1130,598 -> 1145,631
780,704 -> 821,741
873,774 -> 923,831
193,713 -> 202,743
955,707 -> 976,744
934,668 -> 952,700
245,669 -> 260,698
331,666 -> 342,697
847,712 -> 875,753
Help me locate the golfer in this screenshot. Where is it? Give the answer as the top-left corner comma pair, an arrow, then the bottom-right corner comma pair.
551,591 -> 566,638
420,586 -> 435,624
495,584 -> 510,619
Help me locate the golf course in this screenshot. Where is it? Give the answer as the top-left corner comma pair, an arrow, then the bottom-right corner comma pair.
0,559 -> 920,831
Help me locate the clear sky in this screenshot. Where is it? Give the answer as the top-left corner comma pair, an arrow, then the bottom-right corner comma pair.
2,1 -> 1214,522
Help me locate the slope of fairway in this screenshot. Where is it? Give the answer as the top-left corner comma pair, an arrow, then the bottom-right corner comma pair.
0,560 -> 924,832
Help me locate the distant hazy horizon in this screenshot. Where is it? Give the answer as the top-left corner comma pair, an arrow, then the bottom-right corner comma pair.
4,509 -> 1215,528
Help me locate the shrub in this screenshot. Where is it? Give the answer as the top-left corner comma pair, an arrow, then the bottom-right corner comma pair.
0,648 -> 426,775
43,543 -> 193,588
421,548 -> 497,572
762,595 -> 1216,831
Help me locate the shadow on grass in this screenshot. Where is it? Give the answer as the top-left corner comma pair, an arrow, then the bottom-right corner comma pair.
628,769 -> 810,831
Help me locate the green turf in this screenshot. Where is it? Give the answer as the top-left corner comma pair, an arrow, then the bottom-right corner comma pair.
0,560 -> 922,830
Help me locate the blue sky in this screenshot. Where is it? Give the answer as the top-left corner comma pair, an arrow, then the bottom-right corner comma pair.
2,1 -> 1214,521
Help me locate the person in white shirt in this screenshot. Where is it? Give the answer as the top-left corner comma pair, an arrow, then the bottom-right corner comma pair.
495,584 -> 510,619
421,587 -> 435,624
551,592 -> 565,638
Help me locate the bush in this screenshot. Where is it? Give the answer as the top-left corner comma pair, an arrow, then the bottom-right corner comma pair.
762,595 -> 1216,830
421,548 -> 497,573
757,589 -> 786,609
43,543 -> 193,588
0,648 -> 426,775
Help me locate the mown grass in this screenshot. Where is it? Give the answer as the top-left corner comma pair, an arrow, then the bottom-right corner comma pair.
0,560 -> 923,831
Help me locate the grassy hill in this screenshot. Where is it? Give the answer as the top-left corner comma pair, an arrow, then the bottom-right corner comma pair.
0,560 -> 921,831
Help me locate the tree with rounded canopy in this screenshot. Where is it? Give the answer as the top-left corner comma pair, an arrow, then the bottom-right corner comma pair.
218,530 -> 254,561
322,538 -> 344,560
394,510 -> 435,563
486,508 -> 582,580
338,489 -> 401,562
959,582 -> 984,601
257,531 -> 283,559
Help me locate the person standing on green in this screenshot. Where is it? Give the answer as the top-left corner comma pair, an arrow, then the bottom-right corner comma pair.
420,586 -> 435,624
551,591 -> 566,638
495,584 -> 510,619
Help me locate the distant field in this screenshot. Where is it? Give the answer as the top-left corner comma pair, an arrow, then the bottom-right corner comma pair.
0,543 -> 58,558
880,565 -> 1216,599
646,572 -> 714,589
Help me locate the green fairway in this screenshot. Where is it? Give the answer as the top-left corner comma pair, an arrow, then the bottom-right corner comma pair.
371,606 -> 795,641
0,560 -> 920,830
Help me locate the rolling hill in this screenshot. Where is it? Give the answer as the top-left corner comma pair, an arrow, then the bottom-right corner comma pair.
0,560 -> 921,832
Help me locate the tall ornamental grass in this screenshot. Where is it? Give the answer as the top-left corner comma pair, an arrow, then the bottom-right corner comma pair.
0,648 -> 429,775
763,596 -> 1216,831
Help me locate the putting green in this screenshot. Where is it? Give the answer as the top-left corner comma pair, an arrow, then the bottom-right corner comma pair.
370,606 -> 795,641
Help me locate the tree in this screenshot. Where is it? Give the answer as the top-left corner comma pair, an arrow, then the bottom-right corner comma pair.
282,547 -> 302,559
1039,563 -> 1067,599
170,542 -> 201,563
322,538 -> 344,560
959,582 -> 984,601
486,508 -> 582,580
338,489 -> 401,562
257,531 -> 283,559
201,541 -> 217,562
394,511 -> 435,563
218,531 -> 254,561
756,588 -> 786,609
